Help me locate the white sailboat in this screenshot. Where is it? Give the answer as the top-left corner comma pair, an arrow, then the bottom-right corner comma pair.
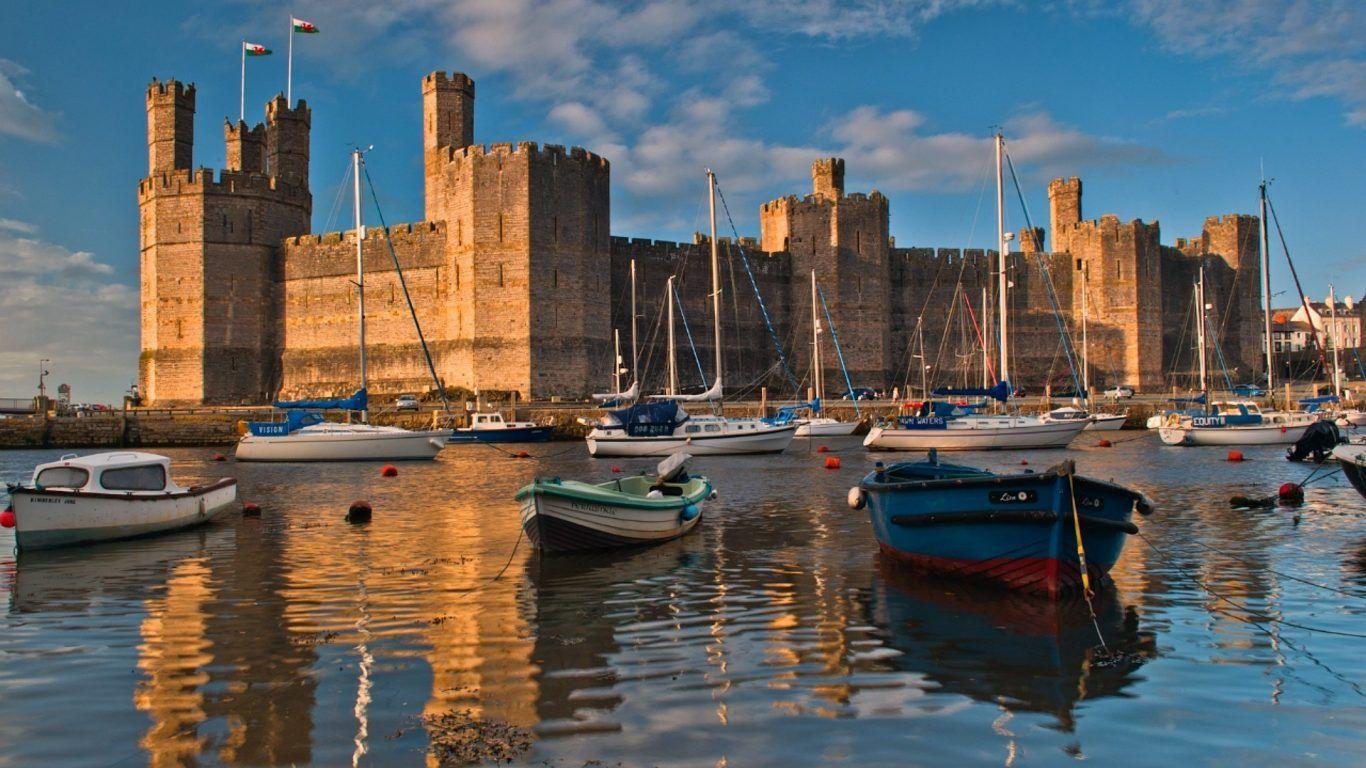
795,270 -> 859,437
1042,262 -> 1127,430
237,148 -> 450,461
864,132 -> 1087,452
585,170 -> 797,457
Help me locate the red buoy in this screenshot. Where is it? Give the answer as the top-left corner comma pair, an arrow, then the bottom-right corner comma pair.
0,508 -> 14,529
824,456 -> 841,469
212,453 -> 227,462
242,502 -> 262,517
515,450 -> 531,458
1020,459 -> 1029,465
612,466 -> 622,473
1097,439 -> 1112,448
380,464 -> 399,477
817,445 -> 830,453
346,500 -> 373,524
1227,450 -> 1245,462
1278,482 -> 1304,502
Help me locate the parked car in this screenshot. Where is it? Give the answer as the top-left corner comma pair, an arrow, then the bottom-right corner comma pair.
395,394 -> 420,412
841,387 -> 877,401
1232,383 -> 1266,397
1103,384 -> 1135,399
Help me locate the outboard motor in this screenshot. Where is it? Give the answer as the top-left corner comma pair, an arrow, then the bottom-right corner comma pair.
1286,421 -> 1342,463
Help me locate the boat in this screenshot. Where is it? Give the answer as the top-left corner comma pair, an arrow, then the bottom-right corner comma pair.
1334,440 -> 1366,499
1068,261 -> 1128,430
1157,400 -> 1317,446
4,452 -> 238,550
516,453 -> 714,552
1041,406 -> 1127,431
584,170 -> 796,457
448,412 -> 554,443
236,148 -> 450,461
849,451 -> 1153,597
791,270 -> 859,437
864,133 -> 1086,453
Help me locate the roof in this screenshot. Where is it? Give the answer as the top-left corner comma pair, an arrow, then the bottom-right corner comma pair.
35,451 -> 170,473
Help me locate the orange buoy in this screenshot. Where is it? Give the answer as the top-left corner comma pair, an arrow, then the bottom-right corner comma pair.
1278,482 -> 1304,502
380,464 -> 399,477
0,508 -> 14,529
242,502 -> 262,517
346,500 -> 373,524
515,450 -> 531,458
1097,439 -> 1112,448
1227,450 -> 1245,462
212,453 -> 227,462
817,445 -> 830,453
824,456 -> 841,469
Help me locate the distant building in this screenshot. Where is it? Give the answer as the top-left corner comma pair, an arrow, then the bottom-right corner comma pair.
1271,296 -> 1363,353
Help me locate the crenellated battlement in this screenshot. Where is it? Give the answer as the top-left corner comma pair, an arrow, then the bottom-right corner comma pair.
423,71 -> 475,93
438,140 -> 610,169
147,78 -> 195,99
137,167 -> 310,203
285,220 -> 445,247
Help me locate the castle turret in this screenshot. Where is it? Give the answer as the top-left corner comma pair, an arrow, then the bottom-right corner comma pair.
1048,177 -> 1082,253
146,79 -> 194,174
812,158 -> 844,199
266,95 -> 310,188
224,120 -> 266,173
423,72 -> 476,220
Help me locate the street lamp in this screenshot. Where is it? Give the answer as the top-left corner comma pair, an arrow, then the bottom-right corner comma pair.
38,358 -> 50,400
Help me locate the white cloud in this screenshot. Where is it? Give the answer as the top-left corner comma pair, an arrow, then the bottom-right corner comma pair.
0,223 -> 136,403
0,59 -> 59,143
1124,0 -> 1366,126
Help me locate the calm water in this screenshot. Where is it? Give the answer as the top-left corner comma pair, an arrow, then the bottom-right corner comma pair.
1,436 -> 1364,767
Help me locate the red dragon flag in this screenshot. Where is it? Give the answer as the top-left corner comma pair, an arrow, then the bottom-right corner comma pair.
287,18 -> 318,104
243,42 -> 271,56
292,18 -> 319,33
240,42 -> 271,121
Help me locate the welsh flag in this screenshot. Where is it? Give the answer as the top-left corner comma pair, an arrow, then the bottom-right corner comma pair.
243,42 -> 271,56
292,18 -> 319,33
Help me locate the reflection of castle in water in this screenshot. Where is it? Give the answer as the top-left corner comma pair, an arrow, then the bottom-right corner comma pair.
869,556 -> 1155,733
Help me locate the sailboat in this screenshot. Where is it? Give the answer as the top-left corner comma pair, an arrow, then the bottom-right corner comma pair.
236,149 -> 451,461
1157,186 -> 1319,447
864,132 -> 1087,451
793,270 -> 859,437
584,170 -> 797,457
1040,263 -> 1126,430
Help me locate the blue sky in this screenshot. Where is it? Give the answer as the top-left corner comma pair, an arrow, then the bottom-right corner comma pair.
2,1 -> 1364,402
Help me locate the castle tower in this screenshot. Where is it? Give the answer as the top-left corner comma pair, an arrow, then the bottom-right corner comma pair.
761,158 -> 891,389
265,95 -> 310,187
1048,177 -> 1082,253
139,81 -> 312,405
224,120 -> 265,173
146,79 -> 194,173
423,71 -> 476,221
1197,214 -> 1264,378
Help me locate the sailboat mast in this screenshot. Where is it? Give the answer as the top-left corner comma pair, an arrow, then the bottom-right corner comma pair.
1081,263 -> 1090,396
918,321 -> 928,400
1329,284 -> 1342,398
667,276 -> 678,396
629,258 -> 639,388
707,169 -> 723,407
1259,179 -> 1274,396
811,270 -> 821,402
982,287 -> 990,388
353,148 -> 368,421
613,329 -> 622,394
995,132 -> 1010,388
1197,268 -> 1208,397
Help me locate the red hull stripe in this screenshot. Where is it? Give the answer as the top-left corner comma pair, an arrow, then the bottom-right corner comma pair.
878,544 -> 1111,598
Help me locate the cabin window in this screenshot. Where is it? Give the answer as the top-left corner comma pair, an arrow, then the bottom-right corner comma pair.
704,424 -> 721,432
685,425 -> 701,434
100,464 -> 166,492
35,466 -> 88,489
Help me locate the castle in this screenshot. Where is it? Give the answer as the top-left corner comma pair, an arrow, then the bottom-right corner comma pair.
138,72 -> 1263,405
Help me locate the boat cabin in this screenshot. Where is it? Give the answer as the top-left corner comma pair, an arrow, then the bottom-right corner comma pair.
28,452 -> 182,495
1045,406 -> 1090,422
466,412 -> 541,431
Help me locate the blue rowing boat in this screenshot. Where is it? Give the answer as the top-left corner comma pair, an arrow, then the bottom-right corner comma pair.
849,451 -> 1153,598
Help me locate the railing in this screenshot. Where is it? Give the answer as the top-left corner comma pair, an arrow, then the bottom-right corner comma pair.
0,397 -> 36,414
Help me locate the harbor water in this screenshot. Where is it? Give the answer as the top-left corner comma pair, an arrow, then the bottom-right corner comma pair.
1,436 -> 1364,766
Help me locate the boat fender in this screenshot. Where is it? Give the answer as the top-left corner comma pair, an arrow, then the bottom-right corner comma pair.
847,487 -> 865,510
0,506 -> 14,529
680,504 -> 701,523
346,500 -> 373,524
709,490 -> 718,500
242,502 -> 262,517
824,456 -> 841,469
647,489 -> 664,499
381,464 -> 399,477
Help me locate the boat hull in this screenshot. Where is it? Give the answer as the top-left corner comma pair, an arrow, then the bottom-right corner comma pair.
864,420 -> 1086,451
236,429 -> 450,461
1085,415 -> 1127,431
1158,423 -> 1310,446
586,425 -> 796,457
11,479 -> 238,550
448,426 -> 554,443
795,419 -> 860,437
1335,444 -> 1366,499
516,479 -> 710,553
861,468 -> 1142,598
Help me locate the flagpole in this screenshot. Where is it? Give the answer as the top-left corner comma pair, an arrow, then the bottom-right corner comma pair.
239,42 -> 245,122
287,18 -> 293,105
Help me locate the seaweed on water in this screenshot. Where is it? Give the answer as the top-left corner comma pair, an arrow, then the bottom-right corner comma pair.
424,709 -> 533,766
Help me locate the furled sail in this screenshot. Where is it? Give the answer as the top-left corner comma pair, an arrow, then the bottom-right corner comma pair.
273,388 -> 368,411
931,380 -> 1012,403
652,378 -> 722,403
592,380 -> 640,404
